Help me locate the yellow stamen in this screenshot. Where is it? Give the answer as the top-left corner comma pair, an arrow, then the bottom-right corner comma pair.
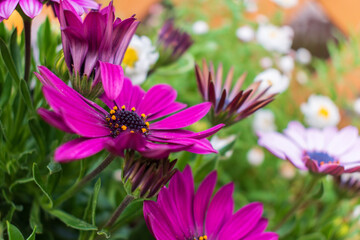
123,47 -> 139,68
115,124 -> 119,128
113,106 -> 118,110
145,122 -> 150,128
318,107 -> 329,119
131,107 -> 136,112
110,110 -> 115,115
199,237 -> 204,240
121,105 -> 126,110
111,115 -> 116,120
141,128 -> 147,133
130,130 -> 134,133
121,125 -> 127,131
109,123 -> 112,126
106,117 -> 110,122
141,113 -> 146,118
204,236 -> 207,240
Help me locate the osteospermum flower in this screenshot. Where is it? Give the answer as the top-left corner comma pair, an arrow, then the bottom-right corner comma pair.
59,1 -> 138,97
36,66 -> 223,162
195,60 -> 275,126
0,0 -> 98,21
155,19 -> 193,67
143,166 -> 278,240
258,121 -> 360,175
301,94 -> 340,128
122,34 -> 159,85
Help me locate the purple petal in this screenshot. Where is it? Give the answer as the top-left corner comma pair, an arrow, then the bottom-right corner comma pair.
327,126 -> 358,156
105,132 -> 147,156
65,0 -> 99,15
244,218 -> 269,237
99,61 -> 124,101
0,0 -> 19,20
283,121 -> 307,149
136,84 -> 177,117
55,137 -> 109,162
217,202 -> 263,239
205,183 -> 234,238
244,233 -> 279,240
146,102 -> 187,121
340,140 -> 360,163
19,0 -> 42,18
37,108 -> 74,133
151,102 -> 211,130
305,128 -> 324,152
193,171 -> 217,234
319,164 -> 344,175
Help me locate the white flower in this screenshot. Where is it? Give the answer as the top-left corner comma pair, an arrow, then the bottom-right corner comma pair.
254,68 -> 290,95
278,55 -> 294,73
192,20 -> 209,35
280,162 -> 296,179
236,25 -> 255,42
296,70 -> 308,85
210,135 -> 236,152
259,57 -> 273,69
247,147 -> 264,166
301,95 -> 340,128
244,0 -> 258,12
352,205 -> 360,220
252,109 -> 276,133
123,35 -> 159,85
354,98 -> 360,115
256,24 -> 293,54
271,0 -> 298,8
296,48 -> 312,64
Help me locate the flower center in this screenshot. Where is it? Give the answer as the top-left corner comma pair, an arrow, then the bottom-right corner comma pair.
306,151 -> 339,166
105,105 -> 149,137
192,235 -> 208,240
317,106 -> 329,119
270,30 -> 278,39
123,47 -> 139,68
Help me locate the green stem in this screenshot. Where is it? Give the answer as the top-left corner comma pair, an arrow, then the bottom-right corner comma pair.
53,154 -> 116,207
102,195 -> 135,230
273,175 -> 322,231
23,19 -> 31,83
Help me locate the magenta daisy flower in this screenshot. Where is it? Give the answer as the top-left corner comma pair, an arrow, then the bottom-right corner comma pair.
0,0 -> 98,21
36,66 -> 223,162
258,121 -> 360,175
143,166 -> 278,240
196,60 -> 275,126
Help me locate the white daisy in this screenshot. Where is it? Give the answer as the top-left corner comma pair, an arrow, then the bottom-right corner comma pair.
236,25 -> 255,42
278,55 -> 295,74
123,35 -> 159,85
256,24 -> 293,54
192,20 -> 209,35
247,147 -> 264,166
259,57 -> 273,69
252,109 -> 277,134
271,0 -> 298,9
301,95 -> 340,128
296,48 -> 312,64
254,68 -> 290,95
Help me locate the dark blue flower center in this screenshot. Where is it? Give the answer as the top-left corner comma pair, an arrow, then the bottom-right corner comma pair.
105,105 -> 149,137
306,151 -> 338,166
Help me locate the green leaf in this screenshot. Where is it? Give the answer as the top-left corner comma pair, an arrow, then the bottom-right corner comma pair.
26,227 -> 36,240
0,38 -> 20,86
20,79 -> 35,116
47,161 -> 62,175
90,178 -> 101,224
115,199 -> 144,225
0,74 -> 12,108
30,202 -> 43,233
32,163 -> 53,208
194,157 -> 216,183
298,232 -> 326,240
9,28 -> 21,73
312,181 -> 324,199
48,209 -> 97,231
9,177 -> 33,192
28,118 -> 46,157
7,222 -> 25,240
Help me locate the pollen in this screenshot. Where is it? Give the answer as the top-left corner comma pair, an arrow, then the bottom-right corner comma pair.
121,125 -> 127,131
130,130 -> 134,133
146,122 -> 150,127
123,47 -> 139,68
121,105 -> 126,110
111,115 -> 116,120
141,128 -> 147,133
110,110 -> 115,115
141,113 -> 146,118
114,124 -> 119,128
131,107 -> 136,112
318,106 -> 329,119
106,117 -> 110,122
113,106 -> 118,110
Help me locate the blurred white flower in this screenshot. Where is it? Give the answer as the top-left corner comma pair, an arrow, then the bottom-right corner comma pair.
354,98 -> 360,115
252,109 -> 277,133
123,35 -> 159,85
236,25 -> 255,42
244,0 -> 258,12
256,14 -> 269,24
256,24 -> 293,54
254,68 -> 290,95
192,20 -> 209,35
296,70 -> 308,85
210,135 -> 236,152
271,0 -> 298,8
247,147 -> 264,166
278,55 -> 294,73
301,95 -> 340,128
280,162 -> 296,179
260,57 -> 273,69
113,169 -> 122,182
296,48 -> 312,64
352,205 -> 360,220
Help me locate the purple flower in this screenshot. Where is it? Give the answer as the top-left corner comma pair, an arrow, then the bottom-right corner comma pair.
196,60 -> 275,126
258,121 -> 360,175
59,2 -> 138,77
0,0 -> 98,21
36,66 -> 224,162
143,166 -> 278,240
155,19 -> 193,67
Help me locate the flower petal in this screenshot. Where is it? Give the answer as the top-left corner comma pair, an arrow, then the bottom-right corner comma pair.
327,126 -> 358,156
55,137 -> 109,162
19,0 -> 42,18
0,0 -> 19,20
151,102 -> 211,130
37,108 -> 74,133
99,61 -> 124,101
